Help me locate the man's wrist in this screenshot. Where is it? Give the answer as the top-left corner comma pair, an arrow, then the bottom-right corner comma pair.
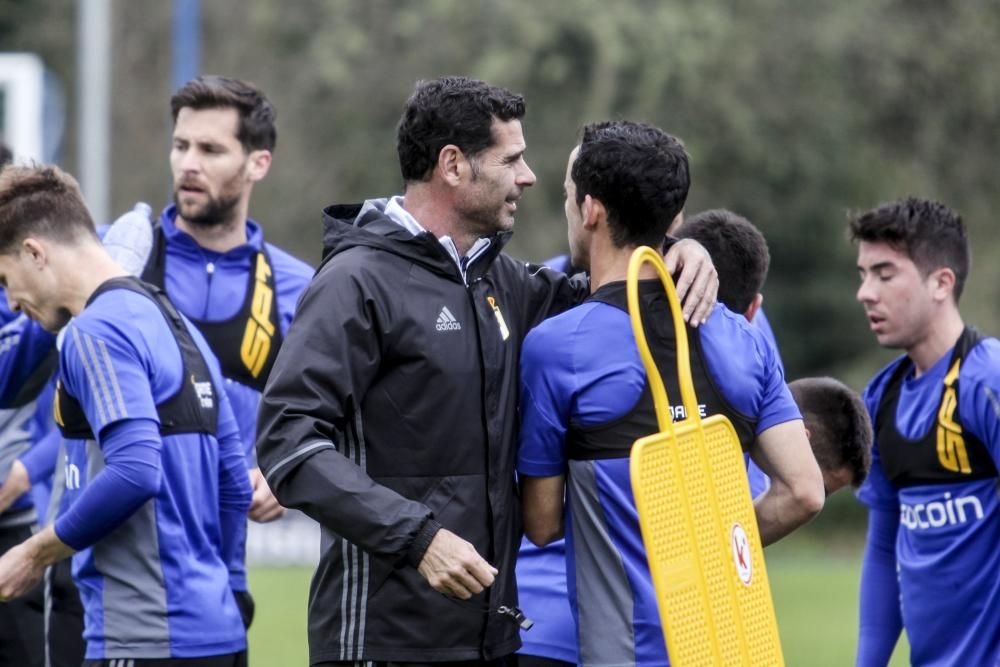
35,524 -> 76,566
406,517 -> 443,568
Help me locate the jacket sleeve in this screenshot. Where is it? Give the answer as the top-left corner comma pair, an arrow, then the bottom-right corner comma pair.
256,256 -> 440,565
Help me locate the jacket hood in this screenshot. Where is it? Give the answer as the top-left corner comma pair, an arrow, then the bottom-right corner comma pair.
320,199 -> 512,282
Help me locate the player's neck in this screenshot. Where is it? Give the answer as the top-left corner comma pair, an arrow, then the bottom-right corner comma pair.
175,203 -> 250,254
588,242 -> 656,292
907,310 -> 966,378
401,188 -> 477,257
60,244 -> 129,315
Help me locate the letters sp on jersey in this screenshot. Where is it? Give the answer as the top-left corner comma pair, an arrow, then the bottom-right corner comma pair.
937,359 -> 972,474
240,253 -> 276,378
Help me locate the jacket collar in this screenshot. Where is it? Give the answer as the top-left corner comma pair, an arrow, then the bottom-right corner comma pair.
321,199 -> 511,283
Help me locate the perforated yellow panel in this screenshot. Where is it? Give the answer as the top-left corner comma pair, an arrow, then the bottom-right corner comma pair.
625,245 -> 783,666
631,418 -> 784,666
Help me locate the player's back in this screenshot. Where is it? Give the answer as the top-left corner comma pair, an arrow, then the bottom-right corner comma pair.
55,284 -> 246,659
518,280 -> 798,667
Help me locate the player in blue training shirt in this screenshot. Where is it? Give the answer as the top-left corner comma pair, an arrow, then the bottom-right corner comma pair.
518,121 -> 825,667
0,165 -> 251,666
853,198 -> 1000,666
128,76 -> 312,626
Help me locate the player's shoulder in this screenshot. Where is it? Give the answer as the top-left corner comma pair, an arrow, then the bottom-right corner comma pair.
961,335 -> 1000,386
526,299 -> 624,348
79,287 -> 159,333
524,300 -> 627,368
70,287 -> 170,357
699,305 -> 772,365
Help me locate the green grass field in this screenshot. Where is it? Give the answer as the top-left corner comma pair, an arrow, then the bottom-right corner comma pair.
248,528 -> 910,665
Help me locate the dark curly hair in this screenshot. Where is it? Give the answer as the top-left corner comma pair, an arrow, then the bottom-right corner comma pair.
789,377 -> 873,489
170,75 -> 276,153
849,197 -> 969,302
396,76 -> 525,183
571,120 -> 689,249
676,209 -> 769,314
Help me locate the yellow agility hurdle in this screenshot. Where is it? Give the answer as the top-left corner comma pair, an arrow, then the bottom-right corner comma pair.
627,245 -> 784,666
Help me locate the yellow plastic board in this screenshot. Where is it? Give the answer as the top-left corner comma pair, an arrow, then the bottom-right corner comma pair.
626,246 -> 784,666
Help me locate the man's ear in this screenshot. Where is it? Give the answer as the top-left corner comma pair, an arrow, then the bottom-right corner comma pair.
582,194 -> 606,231
436,144 -> 468,187
21,238 -> 47,267
744,293 -> 764,323
929,267 -> 957,303
246,149 -> 273,183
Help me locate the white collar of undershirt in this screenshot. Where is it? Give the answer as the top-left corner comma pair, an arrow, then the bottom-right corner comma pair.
383,195 -> 491,281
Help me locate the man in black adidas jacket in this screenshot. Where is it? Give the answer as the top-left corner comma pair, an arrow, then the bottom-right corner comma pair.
256,76 -> 718,666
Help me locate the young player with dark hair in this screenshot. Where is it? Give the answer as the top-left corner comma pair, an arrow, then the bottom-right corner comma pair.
853,197 -> 1000,665
788,377 -> 872,496
0,164 -> 251,666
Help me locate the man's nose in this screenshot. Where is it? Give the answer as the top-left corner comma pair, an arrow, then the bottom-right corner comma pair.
856,278 -> 875,304
177,149 -> 202,173
517,161 -> 537,187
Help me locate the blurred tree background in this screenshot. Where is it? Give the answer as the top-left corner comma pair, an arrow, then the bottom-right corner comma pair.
4,0 -> 1000,389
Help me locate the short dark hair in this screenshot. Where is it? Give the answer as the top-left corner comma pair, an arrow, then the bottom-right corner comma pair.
0,165 -> 97,254
789,377 -> 872,489
675,209 -> 769,314
571,121 -> 689,249
396,76 -> 526,183
170,75 -> 277,152
849,197 -> 969,302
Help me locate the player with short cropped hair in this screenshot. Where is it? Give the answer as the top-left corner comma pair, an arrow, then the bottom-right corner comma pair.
675,209 -> 770,318
518,121 -> 824,666
788,377 -> 872,496
134,75 -> 313,629
853,197 -> 1000,665
0,164 -> 251,666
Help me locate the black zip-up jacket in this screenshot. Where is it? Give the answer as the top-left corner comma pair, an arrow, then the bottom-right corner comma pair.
257,200 -> 586,663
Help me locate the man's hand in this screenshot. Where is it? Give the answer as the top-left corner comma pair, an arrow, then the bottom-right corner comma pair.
0,460 -> 30,515
248,467 -> 286,523
417,528 -> 497,600
0,525 -> 73,601
665,238 -> 718,326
